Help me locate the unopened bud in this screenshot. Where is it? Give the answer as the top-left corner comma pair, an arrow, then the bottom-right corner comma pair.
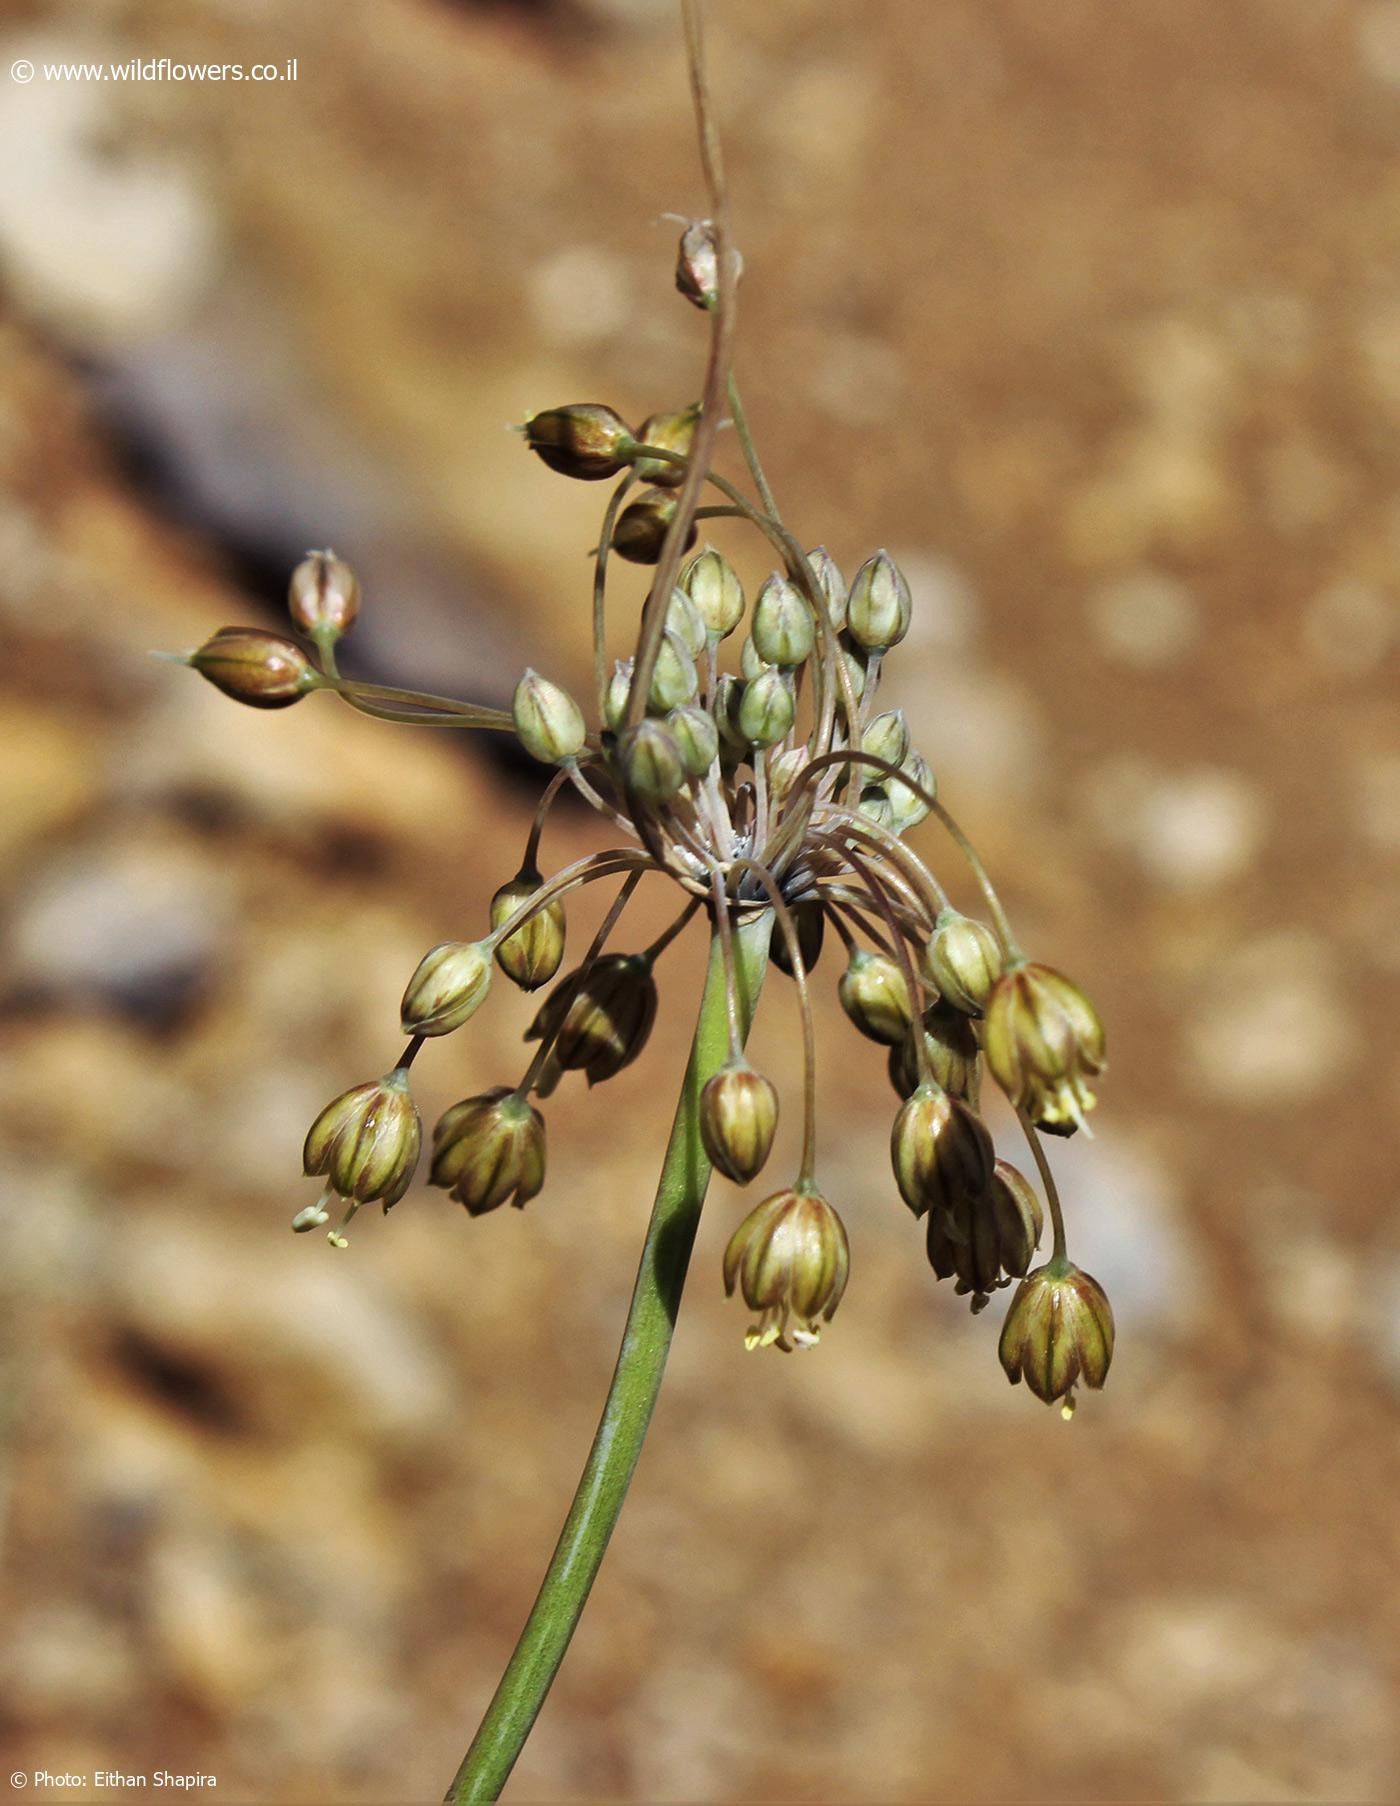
861,709 -> 910,769
665,585 -> 708,658
634,405 -> 698,488
890,1082 -> 994,1219
303,1067 -> 421,1212
924,908 -> 1004,1016
806,546 -> 848,629
701,1058 -> 779,1184
523,403 -> 633,480
768,745 -> 810,806
667,704 -> 719,778
682,545 -> 744,639
983,961 -> 1106,1136
526,952 -> 658,1093
401,939 -> 493,1036
723,1184 -> 849,1351
513,668 -> 587,765
889,1005 -> 981,1103
888,750 -> 934,834
430,1086 -> 546,1214
740,634 -> 770,682
618,718 -> 687,804
612,488 -> 698,565
751,572 -> 814,668
857,784 -> 894,832
648,628 -> 699,712
838,641 -> 869,705
998,1260 -> 1114,1410
288,550 -> 360,640
926,1157 -> 1043,1309
188,627 -> 319,709
490,869 -> 566,992
772,898 -> 825,978
838,948 -> 914,1046
604,659 -> 634,734
847,550 -> 912,652
737,667 -> 795,748
675,218 -> 742,309
713,673 -> 748,751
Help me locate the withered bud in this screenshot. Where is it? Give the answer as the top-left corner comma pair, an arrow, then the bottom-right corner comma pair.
722,1184 -> 849,1351
523,404 -> 633,480
861,709 -> 910,770
806,546 -> 848,629
188,627 -> 319,710
633,405 -> 699,488
401,939 -> 493,1036
675,219 -> 742,309
983,962 -> 1106,1136
751,572 -> 814,669
667,703 -> 719,778
890,1082 -> 994,1219
430,1086 -> 545,1214
923,908 -> 1004,1017
665,585 -> 708,658
513,668 -> 587,765
847,549 -> 912,652
682,545 -> 744,639
772,898 -> 825,979
618,718 -> 687,804
926,1158 -> 1043,1310
612,488 -> 698,565
525,952 -> 658,1095
889,1006 -> 981,1103
701,1058 -> 779,1184
838,948 -> 914,1046
288,549 -> 360,641
303,1067 -> 421,1212
737,667 -> 795,749
490,869 -> 566,992
999,1260 -> 1114,1410
648,628 -> 699,713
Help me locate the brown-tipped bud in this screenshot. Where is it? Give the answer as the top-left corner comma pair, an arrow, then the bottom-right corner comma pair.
682,545 -> 744,639
889,1006 -> 981,1103
288,550 -> 360,640
998,1260 -> 1114,1410
429,1086 -> 545,1214
772,899 -> 825,979
675,219 -> 742,309
926,1157 -> 1043,1310
722,1184 -> 849,1351
525,952 -> 658,1093
923,908 -> 1004,1017
806,546 -> 848,629
701,1058 -> 779,1184
665,585 -> 708,658
612,488 -> 698,565
603,658 -> 634,734
838,948 -> 914,1046
523,404 -> 633,480
648,628 -> 699,713
888,750 -> 935,835
188,627 -> 319,709
667,704 -> 719,778
847,549 -> 912,652
983,961 -> 1106,1136
618,718 -> 687,804
303,1067 -> 421,1210
400,939 -> 493,1036
490,869 -> 566,992
634,405 -> 698,489
890,1082 -> 994,1219
737,667 -> 795,748
512,668 -> 587,765
861,709 -> 910,770
751,572 -> 814,669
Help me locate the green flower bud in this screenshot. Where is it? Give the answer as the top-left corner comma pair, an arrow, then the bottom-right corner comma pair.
617,718 -> 687,804
923,908 -> 1004,1017
713,673 -> 748,751
890,1082 -> 994,1219
490,869 -> 566,992
603,659 -> 634,734
806,545 -> 848,629
675,219 -> 743,309
400,939 -> 493,1036
188,627 -> 319,709
701,1058 -> 779,1184
525,952 -> 658,1094
633,405 -> 698,488
682,545 -> 744,639
737,667 -> 794,748
430,1086 -> 546,1215
523,403 -> 633,480
740,634 -> 771,682
288,549 -> 360,640
838,640 -> 869,705
887,750 -> 934,835
512,668 -> 587,765
837,948 -> 914,1046
303,1067 -> 421,1212
722,1184 -> 849,1351
861,709 -> 910,770
772,898 -> 825,978
751,572 -> 814,668
612,488 -> 698,565
847,549 -> 912,652
768,745 -> 810,807
857,784 -> 894,832
667,703 -> 719,778
665,585 -> 708,658
888,1006 -> 981,1103
983,962 -> 1106,1136
648,628 -> 699,712
926,1158 -> 1043,1309
998,1260 -> 1114,1411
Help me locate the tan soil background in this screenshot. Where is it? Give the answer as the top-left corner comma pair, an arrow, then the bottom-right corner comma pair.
2,0 -> 1399,1800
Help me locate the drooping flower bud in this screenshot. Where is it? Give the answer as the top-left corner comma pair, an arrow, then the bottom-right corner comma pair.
490,869 -> 566,992
667,704 -> 719,778
926,1157 -> 1043,1309
288,550 -> 360,641
923,908 -> 1004,1016
998,1260 -> 1114,1411
617,718 -> 687,804
647,628 -> 699,712
806,546 -> 848,629
983,962 -> 1106,1135
612,488 -> 698,565
513,668 -> 587,765
603,659 -> 634,734
188,627 -> 319,709
846,550 -> 912,652
701,1058 -> 779,1184
525,952 -> 658,1094
772,899 -> 825,978
633,405 -> 699,488
722,1184 -> 849,1351
523,404 -> 633,480
751,572 -> 814,669
682,545 -> 744,639
675,219 -> 742,308
665,585 -> 708,658
430,1086 -> 546,1214
889,1005 -> 981,1103
303,1067 -> 421,1215
837,948 -> 914,1046
737,667 -> 795,748
401,939 -> 493,1036
890,1082 -> 994,1219
861,709 -> 910,770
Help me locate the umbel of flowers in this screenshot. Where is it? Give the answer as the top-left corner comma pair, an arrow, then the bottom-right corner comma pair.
172,221 -> 1112,1418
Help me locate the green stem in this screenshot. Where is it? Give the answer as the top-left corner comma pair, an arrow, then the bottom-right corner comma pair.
445,907 -> 774,1803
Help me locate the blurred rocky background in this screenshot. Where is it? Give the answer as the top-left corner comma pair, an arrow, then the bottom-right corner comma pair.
1,0 -> 1399,1799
